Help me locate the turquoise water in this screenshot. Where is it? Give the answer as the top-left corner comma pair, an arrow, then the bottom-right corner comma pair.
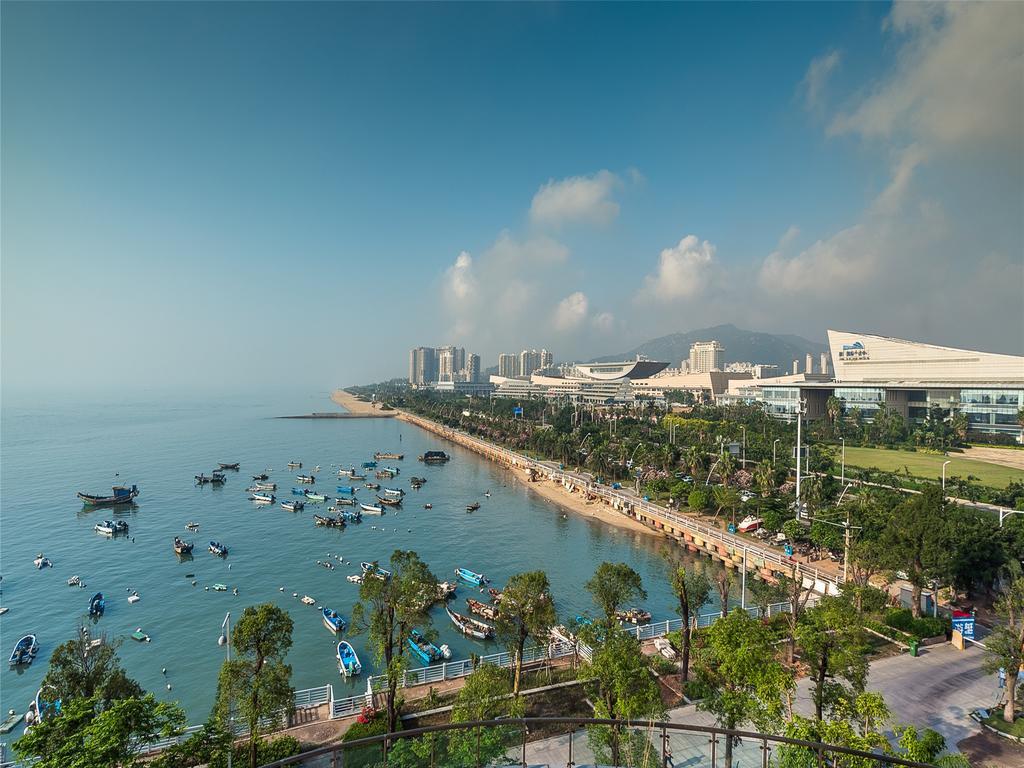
0,392 -> 715,723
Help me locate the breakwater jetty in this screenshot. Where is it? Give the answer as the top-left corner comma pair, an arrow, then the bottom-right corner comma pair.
397,410 -> 842,597
277,412 -> 396,419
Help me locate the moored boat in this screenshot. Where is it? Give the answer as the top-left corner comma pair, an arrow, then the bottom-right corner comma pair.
360,503 -> 384,515
365,482 -> 381,490
407,629 -> 450,664
336,485 -> 356,494
254,482 -> 277,491
615,608 -> 652,625
418,451 -> 450,464
282,500 -> 305,512
95,520 -> 129,536
382,487 -> 405,497
185,521 -> 200,531
209,541 -> 229,556
336,640 -> 362,676
9,635 -> 38,666
737,515 -> 763,533
333,497 -> 356,506
67,575 -> 81,587
88,592 -> 105,617
361,461 -> 378,468
252,473 -> 269,481
173,537 -> 194,554
287,461 -> 302,468
292,487 -> 308,495
300,595 -> 316,605
304,491 -> 329,502
33,554 -> 52,569
348,472 -> 366,481
377,495 -> 402,507
360,561 -> 392,580
466,502 -> 480,512
322,607 -> 347,633
374,452 -> 404,460
218,463 -> 240,470
250,493 -> 275,503
341,509 -> 362,523
313,514 -> 345,527
296,474 -> 315,484
466,598 -> 499,620
77,484 -> 139,506
446,605 -> 494,640
455,567 -> 488,586
195,472 -> 227,485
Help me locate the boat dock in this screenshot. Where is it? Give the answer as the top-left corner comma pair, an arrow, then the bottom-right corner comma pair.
397,411 -> 842,597
277,412 -> 396,419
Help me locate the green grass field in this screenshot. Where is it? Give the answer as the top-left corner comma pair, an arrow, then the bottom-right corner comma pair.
842,446 -> 1023,489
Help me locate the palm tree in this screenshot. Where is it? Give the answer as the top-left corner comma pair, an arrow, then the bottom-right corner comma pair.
718,453 -> 737,487
684,446 -> 705,477
755,461 -> 776,498
712,485 -> 741,524
825,395 -> 844,437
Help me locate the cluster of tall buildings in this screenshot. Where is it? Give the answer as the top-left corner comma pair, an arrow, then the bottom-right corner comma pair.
408,345 -> 480,387
497,349 -> 554,379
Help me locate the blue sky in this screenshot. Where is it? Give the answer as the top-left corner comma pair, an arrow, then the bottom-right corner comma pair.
3,2 -> 1021,393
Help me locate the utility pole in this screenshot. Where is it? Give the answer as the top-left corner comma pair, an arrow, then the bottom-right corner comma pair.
773,438 -> 780,467
795,399 -> 805,520
840,437 -> 845,486
740,425 -> 746,468
942,460 -> 951,492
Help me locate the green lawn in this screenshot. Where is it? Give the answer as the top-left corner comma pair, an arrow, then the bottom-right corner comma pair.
982,712 -> 1024,738
842,446 -> 1023,489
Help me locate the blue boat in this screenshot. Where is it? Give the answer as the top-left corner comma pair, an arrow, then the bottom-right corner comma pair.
341,509 -> 362,523
292,487 -> 308,496
322,607 -> 347,633
9,634 -> 38,667
209,541 -> 229,556
336,485 -> 356,494
361,461 -> 378,468
89,592 -> 105,617
407,629 -> 451,664
455,567 -> 488,586
337,641 -> 362,677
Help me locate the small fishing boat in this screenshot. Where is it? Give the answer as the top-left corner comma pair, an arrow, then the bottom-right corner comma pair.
407,629 -> 450,664
376,495 -> 402,507
337,640 -> 362,676
0,709 -> 23,734
466,598 -> 499,620
212,584 -> 228,592
173,537 -> 194,554
466,502 -> 480,512
88,592 -> 105,617
410,476 -> 427,485
361,461 -> 378,469
313,514 -> 345,528
254,482 -> 277,491
131,628 -> 150,642
346,574 -> 364,584
374,452 -> 404,460
365,482 -> 381,490
128,592 -> 141,603
341,509 -> 362,523
380,466 -> 400,476
615,608 -> 652,625
360,503 -> 384,515
195,472 -> 227,485
218,462 -> 240,470
338,468 -> 354,477
349,472 -> 366,481
252,473 -> 270,481
67,575 -> 81,587
282,500 -> 305,512
77,484 -> 139,506
209,541 -> 229,556
9,635 -> 38,666
292,487 -> 309,495
423,503 -> 433,509
297,474 -> 315,484
33,554 -> 52,569
737,515 -> 763,533
336,485 -> 356,494
34,686 -> 60,723
304,491 -> 329,502
484,491 -> 491,498
455,567 -> 488,586
95,520 -> 129,536
322,607 -> 347,633
446,605 -> 494,640
418,451 -> 450,464
300,595 -> 316,605
360,561 -> 392,580
334,497 -> 356,506
185,522 -> 200,531
250,493 -> 275,503
383,487 -> 405,497
288,461 -> 303,469
488,588 -> 503,603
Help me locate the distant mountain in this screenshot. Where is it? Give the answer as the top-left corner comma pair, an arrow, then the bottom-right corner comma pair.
592,324 -> 828,373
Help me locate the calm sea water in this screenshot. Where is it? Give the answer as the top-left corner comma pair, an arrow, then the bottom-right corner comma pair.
0,392 -> 717,723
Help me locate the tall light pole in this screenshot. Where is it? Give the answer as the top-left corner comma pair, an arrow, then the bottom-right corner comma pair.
740,425 -> 746,468
795,399 -> 806,520
942,460 -> 951,492
219,612 -> 233,768
840,437 -> 846,486
772,438 -> 780,467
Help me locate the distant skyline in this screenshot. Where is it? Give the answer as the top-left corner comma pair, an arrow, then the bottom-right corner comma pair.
3,2 -> 1021,394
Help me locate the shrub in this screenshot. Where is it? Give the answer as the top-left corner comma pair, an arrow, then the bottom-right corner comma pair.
688,489 -> 709,511
883,609 -> 949,640
208,736 -> 303,768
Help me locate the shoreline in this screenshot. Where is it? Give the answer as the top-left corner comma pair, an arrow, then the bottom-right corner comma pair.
329,389 -> 397,417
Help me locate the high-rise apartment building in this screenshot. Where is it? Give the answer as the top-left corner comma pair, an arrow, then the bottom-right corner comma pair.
688,341 -> 725,373
465,353 -> 480,383
408,347 -> 437,387
540,349 -> 553,368
820,352 -> 830,377
806,353 -> 814,375
498,353 -> 519,378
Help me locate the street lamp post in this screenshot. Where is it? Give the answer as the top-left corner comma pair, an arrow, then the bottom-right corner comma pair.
942,460 -> 951,492
840,437 -> 846,486
1000,508 -> 1024,527
219,612 -> 233,768
740,426 -> 746,468
772,438 -> 780,467
795,399 -> 806,520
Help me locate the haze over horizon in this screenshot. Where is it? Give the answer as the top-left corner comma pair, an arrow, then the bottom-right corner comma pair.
3,2 -> 1022,395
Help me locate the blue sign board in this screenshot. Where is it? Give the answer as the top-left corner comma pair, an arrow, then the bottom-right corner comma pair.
952,612 -> 975,640
513,406 -> 524,416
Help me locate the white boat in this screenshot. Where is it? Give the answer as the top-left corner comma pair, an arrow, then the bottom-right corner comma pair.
67,575 -> 81,587
127,592 -> 141,604
346,574 -> 364,584
32,554 -> 51,569
300,595 -> 316,605
382,487 -> 404,497
360,503 -> 384,515
737,515 -> 763,533
250,493 -> 275,503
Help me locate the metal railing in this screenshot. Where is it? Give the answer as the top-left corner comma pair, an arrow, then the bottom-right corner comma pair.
258,716 -> 936,768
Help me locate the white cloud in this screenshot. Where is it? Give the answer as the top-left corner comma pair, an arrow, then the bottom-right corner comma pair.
529,170 -> 620,228
444,251 -> 477,302
801,50 -> 841,109
592,311 -> 615,332
759,223 -> 879,295
640,235 -> 717,302
829,2 -> 1023,146
489,231 -> 569,266
553,291 -> 589,331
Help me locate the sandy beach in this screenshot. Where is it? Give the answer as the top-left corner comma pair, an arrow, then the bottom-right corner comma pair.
331,388 -> 395,416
